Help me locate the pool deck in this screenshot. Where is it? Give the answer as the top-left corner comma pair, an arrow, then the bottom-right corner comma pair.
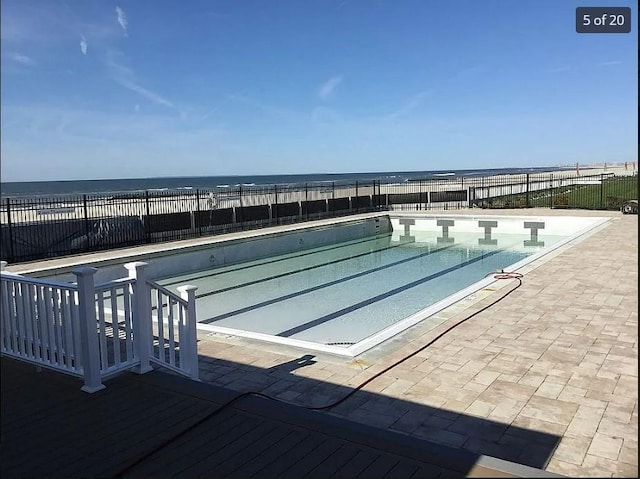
2,208 -> 637,477
189,209 -> 637,477
1,356 -> 558,478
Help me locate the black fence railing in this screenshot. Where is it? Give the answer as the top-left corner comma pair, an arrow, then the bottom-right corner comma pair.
0,172 -> 636,264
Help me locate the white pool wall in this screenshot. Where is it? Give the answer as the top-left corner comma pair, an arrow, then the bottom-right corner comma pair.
44,216 -> 391,284
389,214 -> 604,235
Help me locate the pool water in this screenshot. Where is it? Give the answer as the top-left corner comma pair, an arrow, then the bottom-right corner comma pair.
157,231 -> 546,348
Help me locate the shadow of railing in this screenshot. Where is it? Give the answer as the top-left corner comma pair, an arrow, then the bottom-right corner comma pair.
189,350 -> 562,471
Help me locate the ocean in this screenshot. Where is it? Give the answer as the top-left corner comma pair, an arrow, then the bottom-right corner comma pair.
0,166 -> 575,198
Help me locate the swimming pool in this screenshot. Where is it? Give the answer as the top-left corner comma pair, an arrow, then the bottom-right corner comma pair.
154,214 -> 609,356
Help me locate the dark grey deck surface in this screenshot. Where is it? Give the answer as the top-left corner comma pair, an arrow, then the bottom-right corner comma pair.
1,357 -> 559,478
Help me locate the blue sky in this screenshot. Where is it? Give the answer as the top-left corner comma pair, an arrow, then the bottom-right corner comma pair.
1,0 -> 637,181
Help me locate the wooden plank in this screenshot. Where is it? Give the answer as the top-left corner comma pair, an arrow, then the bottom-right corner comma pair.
4,380 -> 152,446
64,401 -> 224,478
230,429 -> 309,477
3,377 -> 140,431
305,443 -> 361,478
383,461 -> 420,479
330,449 -> 379,478
278,437 -> 343,479
199,424 -> 292,478
125,412 -> 254,477
3,373 -> 203,469
357,455 -> 400,478
1,384 -> 74,423
5,387 -> 190,476
3,380 -> 140,446
108,411 -> 246,477
168,418 -> 275,477
95,405 -> 231,477
411,464 -> 449,478
252,434 -> 327,478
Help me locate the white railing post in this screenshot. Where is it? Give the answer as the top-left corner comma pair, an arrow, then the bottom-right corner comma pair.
177,285 -> 199,380
0,261 -> 7,271
73,267 -> 105,393
124,261 -> 153,374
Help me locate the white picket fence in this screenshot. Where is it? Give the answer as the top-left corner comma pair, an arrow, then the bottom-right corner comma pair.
0,261 -> 199,392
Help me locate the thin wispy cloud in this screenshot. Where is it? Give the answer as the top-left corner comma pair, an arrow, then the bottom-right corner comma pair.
597,60 -> 623,67
2,1 -> 123,50
386,90 -> 433,120
228,93 -> 299,121
1,104 -> 228,181
7,52 -> 36,66
549,66 -> 571,73
116,76 -> 173,107
106,51 -> 174,108
115,6 -> 128,35
80,36 -> 88,55
318,75 -> 343,100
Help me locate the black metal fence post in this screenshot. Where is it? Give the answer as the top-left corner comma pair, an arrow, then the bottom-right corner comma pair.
549,174 -> 554,208
196,189 -> 201,236
332,182 -> 335,217
274,185 -> 278,223
600,173 -> 605,208
372,180 -> 377,210
305,183 -> 308,220
6,198 -> 14,262
355,181 -> 359,213
145,190 -> 151,243
526,173 -> 530,208
83,195 -> 90,251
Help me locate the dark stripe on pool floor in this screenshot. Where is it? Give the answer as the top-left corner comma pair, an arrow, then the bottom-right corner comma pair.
276,248 -> 504,338
194,238 -> 421,299
103,235 -> 393,306
199,243 -> 460,325
159,233 -> 392,286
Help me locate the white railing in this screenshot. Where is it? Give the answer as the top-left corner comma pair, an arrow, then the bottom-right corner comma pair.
148,280 -> 199,380
1,272 -> 83,378
0,260 -> 199,392
94,277 -> 139,377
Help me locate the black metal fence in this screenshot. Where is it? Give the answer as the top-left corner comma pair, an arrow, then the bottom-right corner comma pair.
1,172 -> 636,264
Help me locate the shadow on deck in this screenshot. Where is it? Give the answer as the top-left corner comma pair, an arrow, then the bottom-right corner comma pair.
1,356 -> 562,478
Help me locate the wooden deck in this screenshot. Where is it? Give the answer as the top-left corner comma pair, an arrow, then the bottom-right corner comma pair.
0,357 -> 560,478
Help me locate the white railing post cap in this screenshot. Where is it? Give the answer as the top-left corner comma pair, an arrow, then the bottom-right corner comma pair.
177,285 -> 198,294
124,261 -> 149,270
72,266 -> 98,276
